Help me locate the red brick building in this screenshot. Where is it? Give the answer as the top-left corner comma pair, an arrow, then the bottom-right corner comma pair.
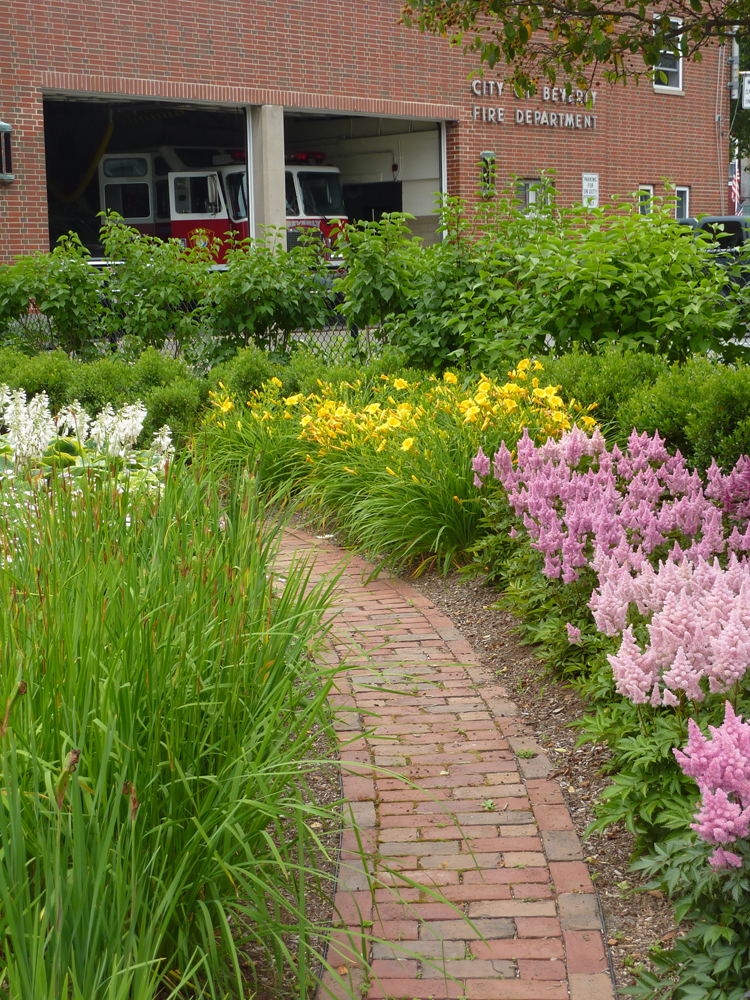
0,0 -> 733,262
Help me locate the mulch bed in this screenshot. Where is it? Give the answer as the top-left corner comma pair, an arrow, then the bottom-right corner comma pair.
240,728 -> 341,1000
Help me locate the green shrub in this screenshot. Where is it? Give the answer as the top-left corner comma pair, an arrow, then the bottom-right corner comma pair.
131,345 -> 192,395
10,351 -> 78,412
210,345 -> 284,400
207,234 -> 331,354
0,348 -> 29,387
143,378 -> 207,446
0,236 -> 106,356
68,356 -> 136,413
334,213 -> 423,329
100,216 -> 214,354
616,356 -> 733,467
540,346 -> 665,434
629,836 -> 750,999
678,362 -> 750,470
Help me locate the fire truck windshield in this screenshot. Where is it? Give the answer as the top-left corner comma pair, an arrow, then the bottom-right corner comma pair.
298,171 -> 345,217
225,171 -> 248,220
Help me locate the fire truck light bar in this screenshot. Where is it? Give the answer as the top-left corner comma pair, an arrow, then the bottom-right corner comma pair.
285,151 -> 326,165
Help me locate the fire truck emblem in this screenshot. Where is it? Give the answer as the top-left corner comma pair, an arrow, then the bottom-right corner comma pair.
186,228 -> 216,250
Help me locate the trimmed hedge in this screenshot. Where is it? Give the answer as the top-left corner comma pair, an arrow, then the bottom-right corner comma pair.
541,346 -> 750,471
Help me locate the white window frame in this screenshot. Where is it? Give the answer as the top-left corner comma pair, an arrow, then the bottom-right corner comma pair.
516,178 -> 545,210
653,16 -> 683,91
168,171 -> 228,222
675,186 -> 690,219
638,185 -> 654,216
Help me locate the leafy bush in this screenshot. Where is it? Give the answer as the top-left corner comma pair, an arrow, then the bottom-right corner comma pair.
141,377 -> 207,446
334,213 -> 423,330
100,215 -> 214,354
618,358 -> 750,471
0,235 -> 106,355
209,344 -> 284,400
493,207 -> 744,365
130,345 -> 193,395
628,837 -> 750,999
67,356 -> 136,413
0,350 -> 76,412
540,346 -> 665,433
335,190 -> 749,369
207,232 -> 331,356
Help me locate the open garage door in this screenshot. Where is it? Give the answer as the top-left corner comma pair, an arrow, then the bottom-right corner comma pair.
43,97 -> 249,254
284,113 -> 443,244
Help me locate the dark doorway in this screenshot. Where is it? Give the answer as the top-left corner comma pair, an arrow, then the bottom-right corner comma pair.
343,181 -> 402,223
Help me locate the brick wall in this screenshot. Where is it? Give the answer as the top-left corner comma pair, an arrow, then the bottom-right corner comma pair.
1,0 -> 731,260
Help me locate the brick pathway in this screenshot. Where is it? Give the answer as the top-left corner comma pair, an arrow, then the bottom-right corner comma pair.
277,529 -> 615,1000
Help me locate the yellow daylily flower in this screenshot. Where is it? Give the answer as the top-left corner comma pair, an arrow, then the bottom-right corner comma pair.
401,437 -> 415,452
443,372 -> 458,384
393,378 -> 409,390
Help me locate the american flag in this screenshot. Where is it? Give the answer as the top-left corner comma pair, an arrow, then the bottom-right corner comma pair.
731,160 -> 742,215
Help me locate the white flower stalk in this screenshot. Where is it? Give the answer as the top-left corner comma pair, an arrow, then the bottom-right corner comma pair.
89,404 -> 116,454
0,388 -> 57,464
56,400 -> 90,444
151,425 -> 174,459
90,402 -> 147,459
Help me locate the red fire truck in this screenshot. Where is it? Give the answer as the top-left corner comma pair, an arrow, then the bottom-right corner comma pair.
97,148 -> 347,259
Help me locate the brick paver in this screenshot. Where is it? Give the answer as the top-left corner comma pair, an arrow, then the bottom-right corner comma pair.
276,529 -> 615,1000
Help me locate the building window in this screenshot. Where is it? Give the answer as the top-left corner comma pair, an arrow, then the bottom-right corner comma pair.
480,151 -> 496,200
675,187 -> 690,219
517,178 -> 543,209
0,120 -> 13,183
638,185 -> 655,215
653,17 -> 683,90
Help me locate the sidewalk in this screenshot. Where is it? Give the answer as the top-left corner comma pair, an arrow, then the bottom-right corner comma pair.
277,528 -> 615,1000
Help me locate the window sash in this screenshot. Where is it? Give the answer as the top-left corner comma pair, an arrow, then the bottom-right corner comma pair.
654,17 -> 683,90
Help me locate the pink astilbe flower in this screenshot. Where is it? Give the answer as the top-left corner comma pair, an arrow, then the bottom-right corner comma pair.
487,427 -> 729,585
472,446 -> 491,480
675,703 -> 750,868
674,703 -> 750,808
566,623 -> 582,644
474,428 -> 750,704
709,847 -> 744,869
607,626 -> 659,704
691,788 -> 750,844
603,558 -> 750,703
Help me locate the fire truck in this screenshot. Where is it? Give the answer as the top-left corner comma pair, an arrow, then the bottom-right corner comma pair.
97,147 -> 347,259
